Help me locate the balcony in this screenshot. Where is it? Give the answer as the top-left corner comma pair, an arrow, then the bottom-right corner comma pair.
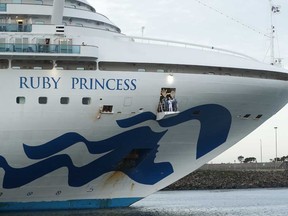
0,1 -> 52,6
0,24 -> 32,32
0,43 -> 98,60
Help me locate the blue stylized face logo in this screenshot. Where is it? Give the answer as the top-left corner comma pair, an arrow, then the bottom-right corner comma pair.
0,104 -> 231,189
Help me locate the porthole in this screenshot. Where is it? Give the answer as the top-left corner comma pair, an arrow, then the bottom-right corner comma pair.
60,97 -> 69,105
243,114 -> 251,118
38,97 -> 48,104
87,187 -> 94,193
82,97 -> 91,105
255,114 -> 263,119
16,96 -> 25,104
27,192 -> 33,196
56,191 -> 62,196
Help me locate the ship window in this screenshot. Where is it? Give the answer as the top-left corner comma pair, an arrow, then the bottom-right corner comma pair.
100,62 -> 172,73
255,114 -> 263,119
60,97 -> 69,105
157,69 -> 165,73
0,4 -> 6,12
34,67 -> 42,70
102,105 -> 113,113
158,88 -> 178,112
11,60 -> 53,70
39,97 -> 48,104
16,96 -> 25,104
0,59 -> 9,69
55,60 -> 97,70
82,97 -> 91,105
0,38 -> 5,51
243,114 -> 251,118
35,21 -> 44,25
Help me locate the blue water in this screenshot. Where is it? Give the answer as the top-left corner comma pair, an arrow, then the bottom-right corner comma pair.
2,188 -> 288,216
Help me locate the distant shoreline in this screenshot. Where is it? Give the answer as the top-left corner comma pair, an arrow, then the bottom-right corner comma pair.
165,163 -> 288,190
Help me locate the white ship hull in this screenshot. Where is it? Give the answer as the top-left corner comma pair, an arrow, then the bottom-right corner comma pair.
0,0 -> 288,211
1,69 -> 288,210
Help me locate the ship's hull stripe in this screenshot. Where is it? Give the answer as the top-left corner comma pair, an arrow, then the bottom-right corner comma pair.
0,197 -> 142,211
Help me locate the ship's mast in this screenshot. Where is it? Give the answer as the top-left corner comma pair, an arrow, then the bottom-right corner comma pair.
269,0 -> 281,65
270,0 -> 275,65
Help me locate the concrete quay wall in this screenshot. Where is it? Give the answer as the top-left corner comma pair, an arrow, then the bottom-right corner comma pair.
165,162 -> 288,190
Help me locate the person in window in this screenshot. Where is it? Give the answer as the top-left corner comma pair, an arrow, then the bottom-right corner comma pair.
172,96 -> 178,112
167,95 -> 173,112
170,90 -> 178,112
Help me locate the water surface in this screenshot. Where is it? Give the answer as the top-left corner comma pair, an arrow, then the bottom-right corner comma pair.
2,188 -> 288,216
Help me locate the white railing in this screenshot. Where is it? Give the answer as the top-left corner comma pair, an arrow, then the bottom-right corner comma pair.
119,35 -> 257,61
2,0 -> 51,5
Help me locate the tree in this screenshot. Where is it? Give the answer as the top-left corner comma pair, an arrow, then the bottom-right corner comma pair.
243,157 -> 257,163
272,157 -> 286,162
238,156 -> 244,163
280,155 -> 288,162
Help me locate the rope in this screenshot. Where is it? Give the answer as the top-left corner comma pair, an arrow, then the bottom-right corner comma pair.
193,0 -> 270,38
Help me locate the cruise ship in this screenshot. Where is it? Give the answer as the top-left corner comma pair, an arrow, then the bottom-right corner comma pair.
0,0 -> 288,211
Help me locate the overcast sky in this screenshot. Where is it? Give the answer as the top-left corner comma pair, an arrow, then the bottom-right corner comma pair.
89,0 -> 288,163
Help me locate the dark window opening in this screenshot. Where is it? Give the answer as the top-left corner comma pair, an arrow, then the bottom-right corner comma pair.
0,59 -> 9,69
38,97 -> 47,104
11,60 -> 53,70
55,60 -> 97,70
102,105 -> 113,113
158,88 -> 178,112
255,114 -> 263,119
60,97 -> 69,105
243,114 -> 251,118
82,97 -> 91,105
16,96 -> 25,104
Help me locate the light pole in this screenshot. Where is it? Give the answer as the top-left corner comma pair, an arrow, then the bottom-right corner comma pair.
260,139 -> 263,163
274,127 -> 278,168
141,26 -> 145,38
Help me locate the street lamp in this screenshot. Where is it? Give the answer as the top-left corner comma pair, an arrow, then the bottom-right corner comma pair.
274,127 -> 278,168
141,26 -> 145,38
260,139 -> 263,163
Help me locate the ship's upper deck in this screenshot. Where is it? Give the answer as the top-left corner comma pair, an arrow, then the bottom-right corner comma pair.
0,0 -> 287,79
0,0 -> 121,33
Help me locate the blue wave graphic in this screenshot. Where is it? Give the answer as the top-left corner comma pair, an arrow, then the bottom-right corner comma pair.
24,127 -> 160,160
1,127 -> 171,189
118,104 -> 231,159
0,104 -> 231,189
117,112 -> 156,128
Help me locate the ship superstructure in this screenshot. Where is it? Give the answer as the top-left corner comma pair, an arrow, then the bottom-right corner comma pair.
0,0 -> 288,211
